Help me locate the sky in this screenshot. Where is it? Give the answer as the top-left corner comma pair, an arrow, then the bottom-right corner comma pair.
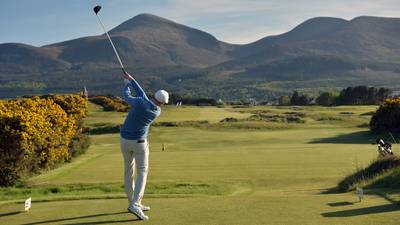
0,0 -> 399,46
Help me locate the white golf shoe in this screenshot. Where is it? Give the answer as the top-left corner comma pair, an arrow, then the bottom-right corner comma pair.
128,204 -> 149,220
139,204 -> 151,211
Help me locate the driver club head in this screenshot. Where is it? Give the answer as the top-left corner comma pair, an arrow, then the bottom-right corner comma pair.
93,5 -> 102,14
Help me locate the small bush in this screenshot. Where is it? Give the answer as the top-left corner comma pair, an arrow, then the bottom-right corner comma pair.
370,97 -> 400,132
220,117 -> 239,123
70,133 -> 91,157
87,124 -> 121,135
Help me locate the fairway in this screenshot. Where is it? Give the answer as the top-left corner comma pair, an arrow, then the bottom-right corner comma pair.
1,104 -> 399,225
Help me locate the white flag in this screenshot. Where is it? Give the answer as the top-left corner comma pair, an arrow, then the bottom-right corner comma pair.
356,187 -> 364,202
25,197 -> 31,211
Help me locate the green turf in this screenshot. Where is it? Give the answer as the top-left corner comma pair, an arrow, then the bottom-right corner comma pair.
1,104 -> 399,224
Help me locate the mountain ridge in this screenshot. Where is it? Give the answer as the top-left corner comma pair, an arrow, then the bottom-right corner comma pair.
1,14 -> 400,100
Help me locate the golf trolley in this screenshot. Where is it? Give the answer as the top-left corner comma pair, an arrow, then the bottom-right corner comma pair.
375,138 -> 394,157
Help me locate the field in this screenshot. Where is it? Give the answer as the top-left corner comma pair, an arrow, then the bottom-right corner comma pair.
1,104 -> 399,225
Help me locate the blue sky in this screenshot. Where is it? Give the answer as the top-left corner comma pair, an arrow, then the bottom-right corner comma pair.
0,0 -> 399,46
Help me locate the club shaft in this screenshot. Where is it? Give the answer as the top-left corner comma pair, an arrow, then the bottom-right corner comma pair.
95,14 -> 125,72
389,132 -> 397,144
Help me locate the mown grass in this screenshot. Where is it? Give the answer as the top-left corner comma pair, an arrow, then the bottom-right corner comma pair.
0,181 -> 236,202
2,104 -> 400,225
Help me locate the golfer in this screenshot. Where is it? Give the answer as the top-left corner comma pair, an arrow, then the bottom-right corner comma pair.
120,71 -> 168,220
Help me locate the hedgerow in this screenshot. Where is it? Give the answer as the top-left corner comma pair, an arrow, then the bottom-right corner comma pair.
0,94 -> 88,186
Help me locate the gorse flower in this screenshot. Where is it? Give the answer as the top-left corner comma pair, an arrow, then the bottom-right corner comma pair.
0,94 -> 88,186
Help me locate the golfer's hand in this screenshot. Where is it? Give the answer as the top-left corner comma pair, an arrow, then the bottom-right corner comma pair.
123,71 -> 134,81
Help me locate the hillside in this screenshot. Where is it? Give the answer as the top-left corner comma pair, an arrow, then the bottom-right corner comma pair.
1,15 -> 400,100
216,16 -> 400,80
0,43 -> 70,73
43,13 -> 235,69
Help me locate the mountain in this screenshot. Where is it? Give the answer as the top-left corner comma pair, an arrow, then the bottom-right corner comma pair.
225,16 -> 400,69
209,16 -> 400,94
1,14 -> 400,100
43,14 -> 235,69
0,43 -> 70,74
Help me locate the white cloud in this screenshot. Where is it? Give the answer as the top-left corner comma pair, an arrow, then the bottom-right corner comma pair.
222,27 -> 288,44
147,0 -> 400,44
2,0 -> 399,45
165,0 -> 280,16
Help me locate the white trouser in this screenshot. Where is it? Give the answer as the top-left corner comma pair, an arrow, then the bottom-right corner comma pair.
120,137 -> 149,205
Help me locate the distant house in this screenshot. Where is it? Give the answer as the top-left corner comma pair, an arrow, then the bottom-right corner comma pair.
248,98 -> 258,106
309,98 -> 317,105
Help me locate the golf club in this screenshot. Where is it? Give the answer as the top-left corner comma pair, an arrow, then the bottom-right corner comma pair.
389,132 -> 398,144
93,5 -> 126,74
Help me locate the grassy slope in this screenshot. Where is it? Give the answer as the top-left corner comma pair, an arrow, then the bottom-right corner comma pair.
1,104 -> 400,225
337,156 -> 400,203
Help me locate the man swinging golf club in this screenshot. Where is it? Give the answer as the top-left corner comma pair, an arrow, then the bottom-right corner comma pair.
92,5 -> 168,220
120,71 -> 169,220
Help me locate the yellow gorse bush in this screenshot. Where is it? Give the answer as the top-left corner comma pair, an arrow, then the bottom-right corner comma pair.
0,94 -> 88,186
382,97 -> 400,107
89,96 -> 129,112
46,94 -> 88,120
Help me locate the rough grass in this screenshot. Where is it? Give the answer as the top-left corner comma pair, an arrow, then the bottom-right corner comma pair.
85,123 -> 121,135
337,156 -> 400,192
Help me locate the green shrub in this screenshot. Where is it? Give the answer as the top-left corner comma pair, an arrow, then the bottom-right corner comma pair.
370,97 -> 400,132
86,124 -> 121,135
220,117 -> 239,123
70,132 -> 91,157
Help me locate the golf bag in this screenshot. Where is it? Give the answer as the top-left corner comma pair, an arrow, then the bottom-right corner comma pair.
375,138 -> 394,157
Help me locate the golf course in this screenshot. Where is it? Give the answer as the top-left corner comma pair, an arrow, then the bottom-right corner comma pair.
1,103 -> 399,224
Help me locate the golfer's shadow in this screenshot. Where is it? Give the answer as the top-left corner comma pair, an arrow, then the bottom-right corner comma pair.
327,201 -> 355,207
0,211 -> 21,217
63,219 -> 138,225
21,211 -> 139,225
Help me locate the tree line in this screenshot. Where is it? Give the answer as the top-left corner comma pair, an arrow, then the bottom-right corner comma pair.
280,86 -> 392,106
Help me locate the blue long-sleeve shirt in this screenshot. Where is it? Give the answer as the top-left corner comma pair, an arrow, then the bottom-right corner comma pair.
120,79 -> 161,140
